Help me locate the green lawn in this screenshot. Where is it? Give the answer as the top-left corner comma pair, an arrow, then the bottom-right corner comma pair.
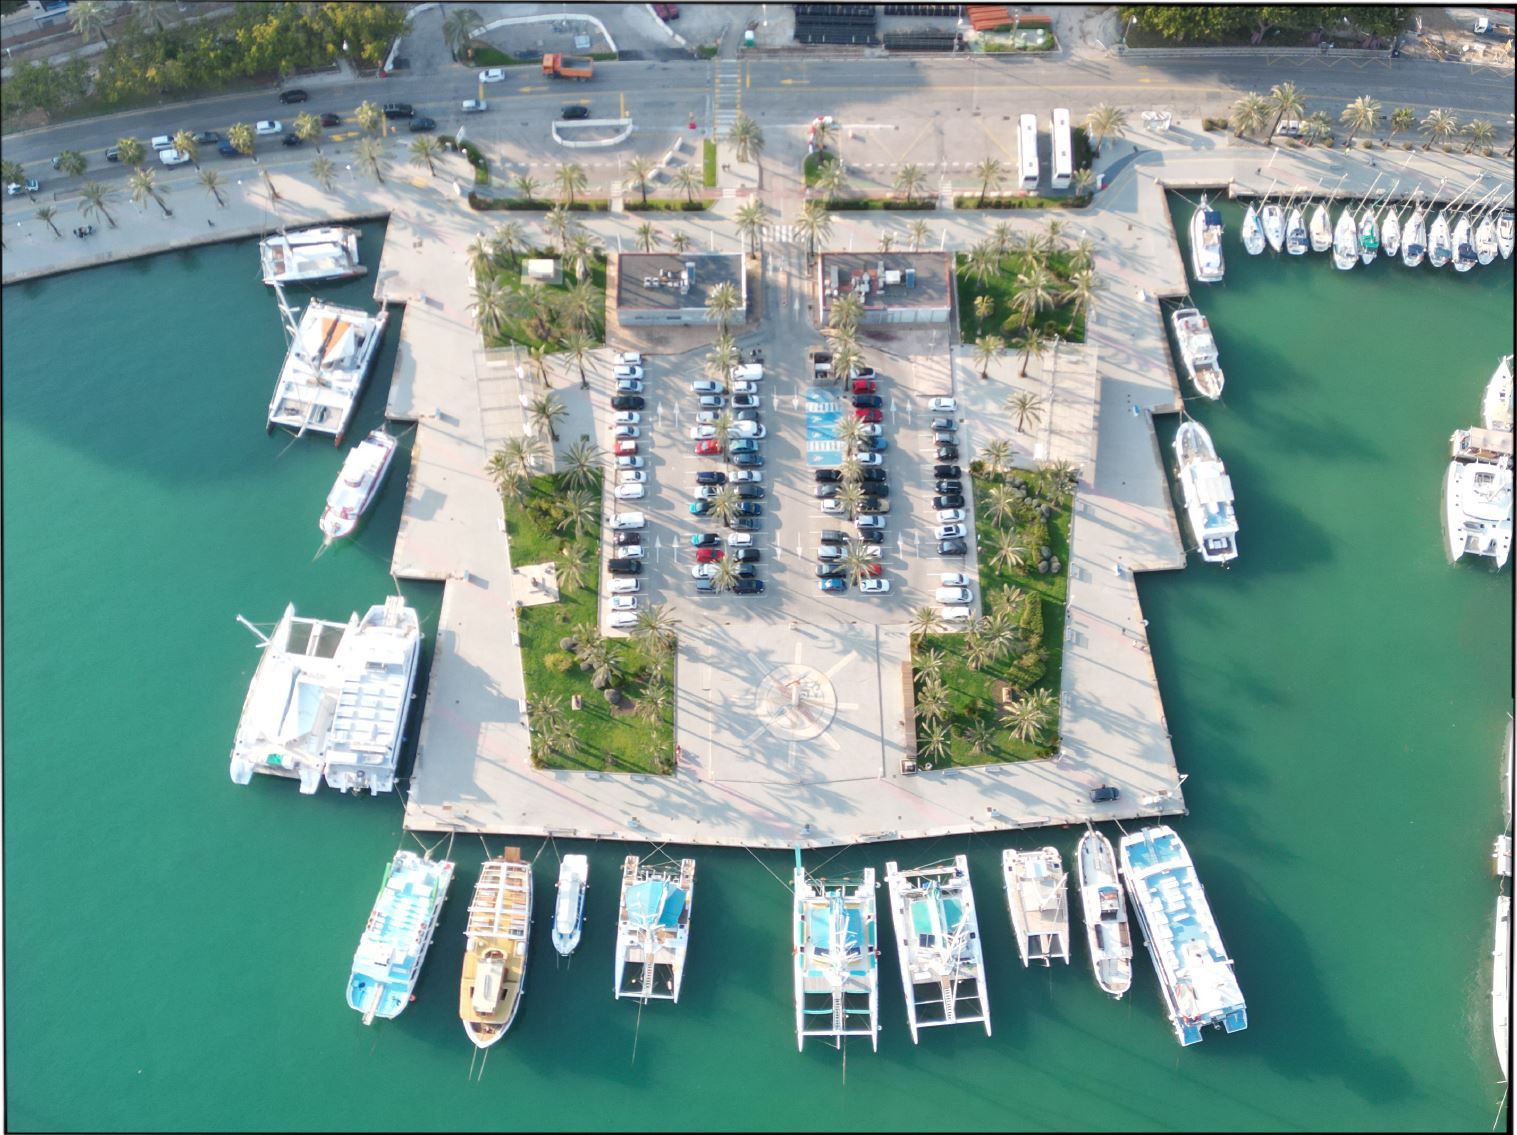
505,473 -> 675,775
802,148 -> 837,186
956,248 -> 1087,346
703,138 -> 717,187
477,246 -> 607,351
912,469 -> 1072,769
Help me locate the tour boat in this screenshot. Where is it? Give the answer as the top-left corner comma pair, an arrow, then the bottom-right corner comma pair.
1308,203 -> 1333,253
552,854 -> 589,957
259,226 -> 365,286
1402,204 -> 1428,267
1189,195 -> 1225,283
793,852 -> 880,1051
1452,215 -> 1478,273
1170,307 -> 1226,400
1380,206 -> 1402,259
1497,208 -> 1514,260
460,850 -> 533,1049
1332,208 -> 1359,271
1260,199 -> 1285,253
320,429 -> 398,542
1475,211 -> 1499,266
1174,419 -> 1239,564
1241,204 -> 1265,255
613,855 -> 696,1003
1002,847 -> 1071,967
267,283 -> 389,446
1357,208 -> 1379,265
1077,829 -> 1133,999
1284,207 -> 1309,255
347,850 -> 455,1025
229,596 -> 422,794
885,855 -> 991,1042
1119,826 -> 1246,1047
1428,211 -> 1453,268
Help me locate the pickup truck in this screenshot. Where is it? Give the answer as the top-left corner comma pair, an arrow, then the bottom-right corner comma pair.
542,53 -> 594,81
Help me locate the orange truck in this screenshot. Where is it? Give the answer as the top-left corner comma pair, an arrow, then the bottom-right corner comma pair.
542,53 -> 594,80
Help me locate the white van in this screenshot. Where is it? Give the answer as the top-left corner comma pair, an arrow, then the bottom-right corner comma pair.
611,512 -> 645,530
938,605 -> 972,621
732,363 -> 764,381
614,351 -> 643,367
150,134 -> 176,151
158,148 -> 191,167
609,611 -> 640,630
934,586 -> 972,604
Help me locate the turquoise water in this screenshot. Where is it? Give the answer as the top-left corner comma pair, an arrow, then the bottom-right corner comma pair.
4,212 -> 1512,1131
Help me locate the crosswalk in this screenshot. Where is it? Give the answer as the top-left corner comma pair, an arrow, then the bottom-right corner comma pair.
713,59 -> 742,138
761,224 -> 799,244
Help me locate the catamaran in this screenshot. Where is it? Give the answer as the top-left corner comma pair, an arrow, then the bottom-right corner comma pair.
259,225 -> 365,286
460,849 -> 532,1049
1189,194 -> 1225,283
552,854 -> 589,956
228,596 -> 422,795
1402,201 -> 1428,268
1428,210 -> 1453,268
1174,419 -> 1239,564
1380,204 -> 1402,259
1443,459 -> 1513,569
1119,826 -> 1246,1047
267,282 -> 389,446
1077,830 -> 1133,999
1452,215 -> 1478,273
1002,847 -> 1071,967
1171,307 -> 1226,400
884,856 -> 991,1043
347,849 -> 454,1025
1497,208 -> 1514,260
320,428 -> 398,542
1259,195 -> 1285,254
793,852 -> 880,1051
613,855 -> 696,1003
1332,207 -> 1359,271
1241,203 -> 1265,255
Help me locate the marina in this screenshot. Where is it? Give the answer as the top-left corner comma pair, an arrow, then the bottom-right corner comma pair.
885,856 -> 991,1042
347,850 -> 454,1026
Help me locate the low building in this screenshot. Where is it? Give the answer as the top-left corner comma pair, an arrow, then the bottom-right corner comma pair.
816,252 -> 952,326
615,253 -> 747,326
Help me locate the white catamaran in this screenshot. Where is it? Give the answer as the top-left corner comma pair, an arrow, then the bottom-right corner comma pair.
1002,847 -> 1071,967
552,854 -> 589,957
1171,307 -> 1226,400
459,849 -> 533,1049
1443,460 -> 1513,570
260,225 -> 365,286
793,852 -> 880,1051
1189,194 -> 1225,283
320,428 -> 398,542
1077,829 -> 1134,999
1174,419 -> 1239,564
613,855 -> 696,1003
885,856 -> 991,1042
267,282 -> 389,446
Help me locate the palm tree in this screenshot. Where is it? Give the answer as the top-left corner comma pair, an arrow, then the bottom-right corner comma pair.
555,161 -> 588,205
528,392 -> 569,442
409,135 -> 443,176
543,206 -> 573,253
442,7 -> 485,61
916,647 -> 945,684
566,229 -> 599,282
910,605 -> 943,640
973,294 -> 994,335
587,642 -> 625,688
813,159 -> 848,202
624,155 -> 655,206
706,336 -> 740,390
116,138 -> 150,169
974,156 -> 1004,206
735,199 -> 767,256
1010,262 -> 1057,328
55,150 -> 87,178
1082,103 -> 1128,153
1389,106 -> 1416,139
964,633 -> 996,671
893,162 -> 928,205
1001,693 -> 1051,742
795,199 -> 833,262
560,330 -> 594,390
1037,218 -> 1065,256
728,113 -> 765,163
835,481 -> 866,520
829,291 -> 864,334
198,168 -> 226,207
560,489 -> 600,540
514,172 -> 540,203
906,218 -> 932,251
671,163 -> 701,204
1040,458 -> 1078,500
1421,108 -> 1459,150
467,234 -> 495,280
1339,95 -> 1381,145
469,277 -> 510,340
507,434 -> 549,480
838,453 -> 864,485
223,126 -> 255,164
972,335 -> 1003,381
709,554 -> 742,594
632,220 -> 658,252
36,206 -> 62,238
526,342 -> 552,386
705,281 -> 741,329
708,487 -> 742,528
1006,390 -> 1045,433
127,167 -> 172,217
982,483 -> 1018,525
830,340 -> 864,391
491,220 -> 526,266
554,438 -> 597,491
811,116 -> 837,154
69,0 -> 111,46
965,719 -> 998,757
916,681 -> 949,723
1265,81 -> 1305,140
310,155 -> 338,193
983,438 -> 1012,475
1062,267 -> 1100,320
830,416 -> 865,460
292,111 -> 322,151
670,230 -> 694,254
560,279 -> 599,333
486,443 -> 520,488
841,544 -> 877,587
1462,119 -> 1495,153
988,220 -> 1017,257
987,533 -> 1030,574
963,239 -> 1000,288
1,159 -> 23,188
632,603 -> 681,657
878,232 -> 896,253
1072,167 -> 1096,196
555,550 -> 589,594
1302,111 -> 1333,147
354,137 -> 388,184
918,723 -> 951,764
1229,91 -> 1270,140
1071,236 -> 1096,272
634,679 -> 671,726
354,101 -> 384,136
171,130 -> 199,168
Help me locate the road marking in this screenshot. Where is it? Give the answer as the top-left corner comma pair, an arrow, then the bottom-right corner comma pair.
779,78 -> 811,85
518,85 -> 546,94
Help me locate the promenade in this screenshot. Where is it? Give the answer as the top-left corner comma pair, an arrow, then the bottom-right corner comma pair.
5,119 -> 1509,847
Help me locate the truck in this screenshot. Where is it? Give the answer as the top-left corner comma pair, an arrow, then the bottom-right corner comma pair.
542,53 -> 594,81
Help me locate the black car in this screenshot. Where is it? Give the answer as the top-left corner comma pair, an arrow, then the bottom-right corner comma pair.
860,468 -> 887,483
408,116 -> 437,133
815,563 -> 846,578
732,547 -> 760,563
936,479 -> 963,494
611,395 -> 645,411
607,558 -> 642,575
935,445 -> 960,461
820,530 -> 850,544
937,539 -> 968,556
218,140 -> 242,157
729,515 -> 762,531
934,494 -> 965,509
282,133 -> 302,147
320,112 -> 342,127
561,105 -> 591,120
858,498 -> 888,514
695,471 -> 727,486
734,484 -> 765,499
814,469 -> 843,483
191,130 -> 221,145
614,531 -> 641,546
933,464 -> 961,479
733,409 -> 760,423
691,532 -> 720,547
858,483 -> 888,498
105,146 -> 121,162
278,88 -> 309,104
858,437 -> 887,452
383,103 -> 415,119
731,452 -> 764,468
814,484 -> 841,499
732,578 -> 765,594
852,393 -> 883,409
1090,785 -> 1121,803
736,501 -> 763,517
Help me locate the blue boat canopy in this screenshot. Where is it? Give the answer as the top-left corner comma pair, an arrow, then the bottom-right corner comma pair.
626,879 -> 685,928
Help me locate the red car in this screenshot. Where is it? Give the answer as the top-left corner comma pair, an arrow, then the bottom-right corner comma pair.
653,2 -> 680,17
615,439 -> 638,456
851,379 -> 877,394
695,547 -> 725,563
863,562 -> 882,576
695,438 -> 721,456
855,407 -> 883,422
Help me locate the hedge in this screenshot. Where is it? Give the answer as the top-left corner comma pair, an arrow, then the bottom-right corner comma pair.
624,200 -> 711,212
954,194 -> 1093,210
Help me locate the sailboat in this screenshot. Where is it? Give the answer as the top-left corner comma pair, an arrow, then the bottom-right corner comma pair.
1428,209 -> 1453,268
1474,194 -> 1504,266
1332,206 -> 1359,271
1358,206 -> 1380,266
792,851 -> 880,1051
1259,184 -> 1285,253
612,855 -> 696,1003
1308,200 -> 1333,253
1498,206 -> 1514,260
1402,193 -> 1428,268
1380,202 -> 1402,259
1241,203 -> 1266,255
1453,214 -> 1477,273
1284,189 -> 1309,255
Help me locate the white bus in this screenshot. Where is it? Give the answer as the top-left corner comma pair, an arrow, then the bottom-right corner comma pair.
1017,113 -> 1039,192
1051,107 -> 1073,190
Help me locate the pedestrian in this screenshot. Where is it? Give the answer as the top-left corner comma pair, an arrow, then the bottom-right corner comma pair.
207,219 -> 214,227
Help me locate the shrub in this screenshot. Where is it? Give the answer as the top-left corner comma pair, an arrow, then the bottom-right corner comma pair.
969,459 -> 987,476
624,200 -> 710,212
544,651 -> 575,674
1359,139 -> 1374,149
1018,597 -> 1045,642
1004,650 -> 1047,690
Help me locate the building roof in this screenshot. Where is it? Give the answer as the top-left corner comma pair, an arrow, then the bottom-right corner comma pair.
818,251 -> 951,312
616,253 -> 743,312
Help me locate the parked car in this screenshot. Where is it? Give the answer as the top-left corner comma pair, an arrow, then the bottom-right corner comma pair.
935,586 -> 972,604
728,439 -> 759,455
615,439 -> 638,456
611,395 -> 645,411
940,572 -> 969,587
696,471 -> 727,486
858,437 -> 887,452
736,501 -> 763,517
408,116 -> 437,132
691,532 -> 720,547
732,548 -> 760,563
819,578 -> 847,593
820,530 -> 850,544
611,512 -> 646,530
278,88 -> 309,104
561,104 -> 591,120
851,379 -> 877,394
614,411 -> 641,426
929,397 -> 957,413
936,480 -> 963,494
6,177 -> 40,195
934,494 -> 966,509
611,594 -> 639,611
615,483 -> 646,500
732,452 -> 764,468
255,120 -> 282,135
819,499 -> 844,514
615,417 -> 642,434
610,577 -> 640,593
815,469 -> 843,483
731,380 -> 759,395
698,394 -> 726,410
860,468 -> 887,483
691,379 -> 722,394
931,418 -> 955,431
694,484 -> 723,500
607,558 -> 642,575
614,364 -> 644,380
191,130 -> 221,145
856,452 -> 884,466
932,430 -> 957,444
816,564 -> 847,579
818,544 -> 845,561
858,498 -> 889,515
614,531 -> 641,546
852,393 -> 883,409
616,378 -> 644,394
727,422 -> 766,439
689,500 -> 712,516
615,351 -> 643,366
732,578 -> 766,594
856,515 -> 886,532
935,523 -> 966,540
617,470 -> 647,485
734,484 -> 765,499
850,366 -> 876,380
320,113 -> 342,127
383,103 -> 415,119
218,139 -> 243,157
857,423 -> 884,438
105,145 -> 122,162
690,425 -> 717,440
935,445 -> 960,461
1090,785 -> 1121,803
934,464 -> 961,479
462,98 -> 490,113
731,470 -> 762,483
617,544 -> 644,559
938,539 -> 968,556
732,394 -> 759,409
855,408 -> 883,423
158,148 -> 191,166
695,547 -> 724,564
281,133 -> 302,147
859,578 -> 891,594
729,515 -> 762,531
693,578 -> 718,595
728,532 -> 755,547
694,439 -> 721,456
732,408 -> 761,424
480,67 -> 508,83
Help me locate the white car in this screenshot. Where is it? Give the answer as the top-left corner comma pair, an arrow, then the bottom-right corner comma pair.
857,423 -> 883,437
940,572 -> 969,587
611,512 -> 646,530
859,578 -> 891,594
819,499 -> 844,514
935,522 -> 966,540
935,585 -> 972,604
732,470 -> 762,483
619,543 -> 644,559
615,351 -> 643,367
611,594 -> 639,611
616,378 -> 644,394
617,470 -> 647,484
480,67 -> 508,83
610,611 -> 640,629
255,120 -> 282,135
856,452 -> 883,466
613,424 -> 640,439
818,544 -> 845,561
860,543 -> 883,558
691,379 -> 722,394
691,563 -> 722,579
616,455 -> 644,469
732,363 -> 764,380
461,99 -> 488,113
613,411 -> 641,425
929,396 -> 957,413
610,577 -> 641,593
614,365 -> 644,380
936,508 -> 966,523
689,424 -> 717,440
856,514 -> 886,531
158,148 -> 191,167
695,484 -> 723,500
695,410 -> 722,424
731,380 -> 759,395
727,533 -> 754,547
615,483 -> 646,500
727,422 -> 766,439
